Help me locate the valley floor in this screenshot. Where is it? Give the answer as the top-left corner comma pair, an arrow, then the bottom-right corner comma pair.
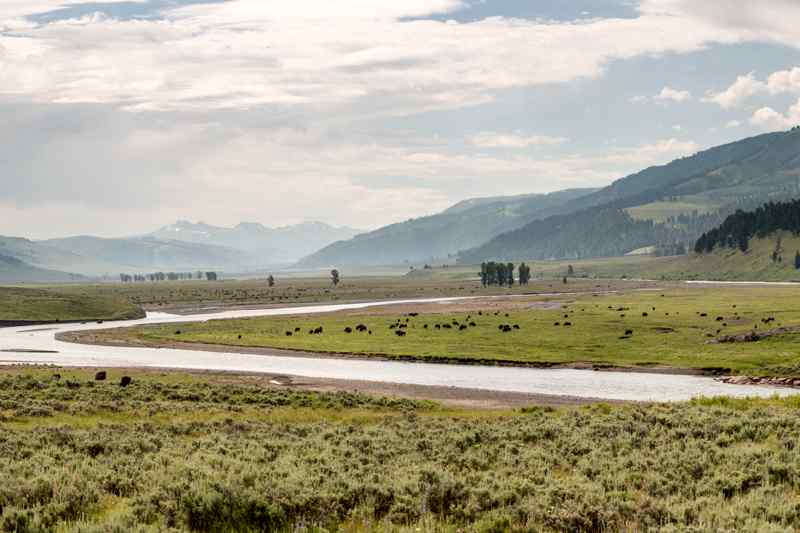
80,284 -> 800,377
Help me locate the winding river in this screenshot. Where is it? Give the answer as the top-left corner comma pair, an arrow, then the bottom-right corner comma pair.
1,297 -> 797,402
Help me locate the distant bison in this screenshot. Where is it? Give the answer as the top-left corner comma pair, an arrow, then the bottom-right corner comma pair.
94,371 -> 106,381
395,330 -> 407,337
344,327 -> 353,334
459,325 -> 468,331
625,329 -> 633,336
285,331 -> 293,336
120,376 -> 132,387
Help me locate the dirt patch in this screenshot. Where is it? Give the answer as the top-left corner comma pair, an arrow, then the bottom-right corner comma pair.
349,296 -> 565,317
708,326 -> 800,344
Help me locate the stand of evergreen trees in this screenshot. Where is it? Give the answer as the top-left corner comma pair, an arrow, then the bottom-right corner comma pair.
480,262 -> 531,286
694,199 -> 800,254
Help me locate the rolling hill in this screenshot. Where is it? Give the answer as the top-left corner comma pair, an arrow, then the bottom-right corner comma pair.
459,127 -> 800,263
41,236 -> 255,274
0,253 -> 81,283
296,188 -> 598,267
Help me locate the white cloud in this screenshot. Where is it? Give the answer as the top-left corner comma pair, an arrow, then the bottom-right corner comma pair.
1,0 -> 799,238
470,132 -> 568,149
655,86 -> 692,103
750,98 -> 800,130
766,67 -> 800,94
703,66 -> 800,109
703,73 -> 764,109
640,0 -> 800,45
0,0 -> 762,114
726,120 -> 741,128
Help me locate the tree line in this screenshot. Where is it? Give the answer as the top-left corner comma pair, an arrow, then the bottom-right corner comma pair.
480,262 -> 532,287
119,271 -> 219,283
694,199 -> 800,254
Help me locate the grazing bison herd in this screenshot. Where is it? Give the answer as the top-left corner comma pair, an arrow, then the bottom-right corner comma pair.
210,300 -> 788,345
50,372 -> 133,388
270,310 -> 527,340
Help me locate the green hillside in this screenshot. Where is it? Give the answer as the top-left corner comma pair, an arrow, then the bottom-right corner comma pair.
0,286 -> 144,322
460,128 -> 800,263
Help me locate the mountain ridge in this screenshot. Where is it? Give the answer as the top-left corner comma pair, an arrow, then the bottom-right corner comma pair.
296,188 -> 599,267
459,128 -> 800,263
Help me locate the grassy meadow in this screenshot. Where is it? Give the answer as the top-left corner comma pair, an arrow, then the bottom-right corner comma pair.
110,285 -> 800,376
0,286 -> 144,323
39,276 -> 646,313
4,367 -> 800,532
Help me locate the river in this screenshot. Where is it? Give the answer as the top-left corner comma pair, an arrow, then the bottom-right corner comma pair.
1,297 -> 796,402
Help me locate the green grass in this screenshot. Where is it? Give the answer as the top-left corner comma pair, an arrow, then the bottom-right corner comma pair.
4,368 -> 800,532
645,233 -> 800,282
0,286 -> 144,322
114,285 -> 800,375
625,199 -> 718,223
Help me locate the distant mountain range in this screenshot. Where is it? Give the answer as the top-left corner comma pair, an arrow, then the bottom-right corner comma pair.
5,127 -> 800,282
0,221 -> 362,281
0,252 -> 82,283
297,189 -> 598,267
297,127 -> 800,267
148,220 -> 361,264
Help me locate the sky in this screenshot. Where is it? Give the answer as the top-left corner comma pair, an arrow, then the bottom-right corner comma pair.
1,0 -> 800,238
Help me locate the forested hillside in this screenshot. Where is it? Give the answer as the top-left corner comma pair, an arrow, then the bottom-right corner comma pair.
459,207 -> 673,261
297,188 -> 596,267
460,128 -> 800,263
695,199 -> 800,253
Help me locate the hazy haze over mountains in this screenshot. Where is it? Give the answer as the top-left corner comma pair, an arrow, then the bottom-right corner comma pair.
0,221 -> 363,280
297,189 -> 597,267
149,221 -> 362,264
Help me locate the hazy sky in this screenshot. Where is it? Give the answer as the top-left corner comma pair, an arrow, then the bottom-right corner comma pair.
2,0 -> 800,238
